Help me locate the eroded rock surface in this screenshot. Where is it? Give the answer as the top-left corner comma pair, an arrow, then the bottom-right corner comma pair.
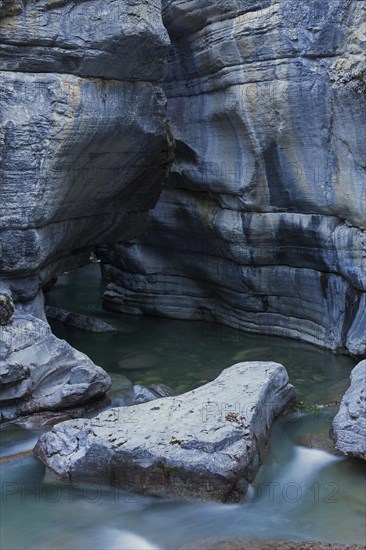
101,0 -> 366,356
0,315 -> 111,423
332,360 -> 366,460
0,0 -> 172,418
34,362 -> 295,502
0,0 -> 171,302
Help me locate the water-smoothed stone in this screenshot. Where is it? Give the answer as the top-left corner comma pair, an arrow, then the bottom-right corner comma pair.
45,305 -> 117,333
332,360 -> 366,460
101,0 -> 366,357
0,315 -> 111,423
34,361 -> 295,502
109,373 -> 133,394
0,3 -> 171,298
1,409 -> 83,431
324,379 -> 351,405
123,384 -> 164,405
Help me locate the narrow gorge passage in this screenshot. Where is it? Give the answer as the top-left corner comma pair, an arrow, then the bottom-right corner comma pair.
0,0 -> 365,548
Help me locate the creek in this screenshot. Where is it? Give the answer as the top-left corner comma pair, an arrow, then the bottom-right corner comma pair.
1,266 -> 365,549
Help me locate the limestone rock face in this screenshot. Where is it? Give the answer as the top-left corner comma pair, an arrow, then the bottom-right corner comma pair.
34,362 -> 295,502
0,0 -> 171,304
332,360 -> 366,460
0,0 -> 168,80
0,314 -> 111,423
0,1 -> 172,417
101,0 -> 366,356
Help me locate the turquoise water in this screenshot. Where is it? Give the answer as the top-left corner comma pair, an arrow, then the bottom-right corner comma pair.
0,266 -> 365,549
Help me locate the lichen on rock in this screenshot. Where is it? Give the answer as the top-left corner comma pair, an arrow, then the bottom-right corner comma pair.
0,293 -> 14,325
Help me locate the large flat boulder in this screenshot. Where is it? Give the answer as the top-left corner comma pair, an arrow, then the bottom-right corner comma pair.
34,361 -> 295,502
332,360 -> 366,460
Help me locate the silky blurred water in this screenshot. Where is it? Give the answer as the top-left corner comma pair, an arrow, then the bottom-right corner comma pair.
0,265 -> 365,550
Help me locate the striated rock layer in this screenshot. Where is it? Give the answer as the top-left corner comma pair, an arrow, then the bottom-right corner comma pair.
0,314 -> 111,423
34,362 -> 295,502
0,0 -> 172,304
0,0 -> 172,419
101,0 -> 366,356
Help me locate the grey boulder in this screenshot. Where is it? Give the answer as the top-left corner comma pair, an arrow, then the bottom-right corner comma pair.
0,314 -> 111,423
332,360 -> 366,460
34,361 -> 295,502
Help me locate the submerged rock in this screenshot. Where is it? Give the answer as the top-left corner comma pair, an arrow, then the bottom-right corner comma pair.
117,352 -> 160,371
109,373 -> 133,393
45,305 -> 117,333
332,360 -> 366,460
34,362 -> 295,502
0,315 -> 111,424
0,449 -> 34,465
123,383 -> 175,405
297,426 -> 341,456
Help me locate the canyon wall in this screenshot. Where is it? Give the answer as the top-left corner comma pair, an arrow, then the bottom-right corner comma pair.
101,0 -> 366,356
0,0 -> 172,421
0,0 -> 172,307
